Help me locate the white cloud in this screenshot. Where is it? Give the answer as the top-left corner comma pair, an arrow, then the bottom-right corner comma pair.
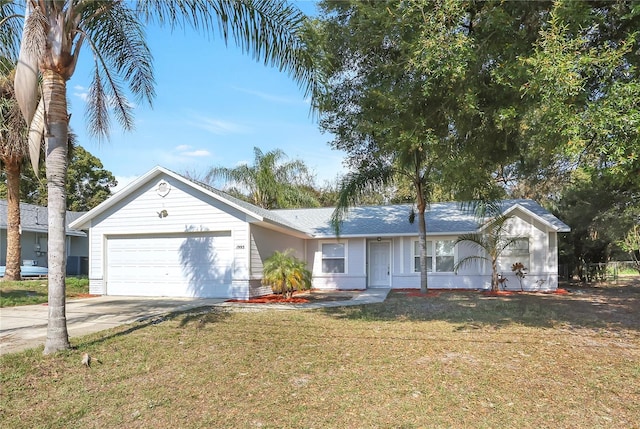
187,114 -> 248,135
175,144 -> 192,151
182,149 -> 211,157
71,85 -> 137,108
232,86 -> 304,105
73,85 -> 89,102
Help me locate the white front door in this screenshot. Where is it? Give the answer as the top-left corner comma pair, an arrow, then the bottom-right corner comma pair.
368,241 -> 390,288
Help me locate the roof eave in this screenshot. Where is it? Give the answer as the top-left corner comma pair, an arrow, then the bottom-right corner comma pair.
310,231 -> 478,239
256,219 -> 312,239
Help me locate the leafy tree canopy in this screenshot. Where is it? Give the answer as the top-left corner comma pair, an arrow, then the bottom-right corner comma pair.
0,144 -> 117,211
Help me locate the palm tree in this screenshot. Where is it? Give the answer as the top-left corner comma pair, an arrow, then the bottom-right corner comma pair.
0,59 -> 26,281
0,1 -> 21,61
262,249 -> 311,299
11,0 -> 316,355
207,146 -> 319,209
453,206 -> 527,292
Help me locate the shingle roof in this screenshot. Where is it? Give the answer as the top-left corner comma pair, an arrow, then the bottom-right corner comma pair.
0,200 -> 87,236
68,166 -> 571,238
188,173 -> 571,237
272,199 -> 570,237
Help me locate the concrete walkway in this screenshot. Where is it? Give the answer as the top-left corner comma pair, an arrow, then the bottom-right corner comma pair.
0,289 -> 389,355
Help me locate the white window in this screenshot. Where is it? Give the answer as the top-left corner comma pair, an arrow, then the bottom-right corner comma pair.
435,240 -> 455,272
499,238 -> 530,271
413,240 -> 455,273
322,243 -> 345,274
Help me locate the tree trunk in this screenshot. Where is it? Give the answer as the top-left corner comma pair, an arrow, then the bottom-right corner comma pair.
491,258 -> 499,292
42,70 -> 70,355
417,191 -> 428,293
4,160 -> 22,281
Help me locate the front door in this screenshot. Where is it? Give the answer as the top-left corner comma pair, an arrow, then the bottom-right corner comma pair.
368,241 -> 390,288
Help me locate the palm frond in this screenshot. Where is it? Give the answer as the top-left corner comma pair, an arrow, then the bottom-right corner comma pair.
80,0 -> 155,138
14,3 -> 46,127
138,0 -> 316,96
0,0 -> 23,63
453,254 -> 489,274
331,162 -> 394,235
459,198 -> 504,224
0,64 -> 27,163
26,97 -> 44,175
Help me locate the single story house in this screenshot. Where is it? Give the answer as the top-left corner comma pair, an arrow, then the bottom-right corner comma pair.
0,200 -> 89,275
69,166 -> 570,299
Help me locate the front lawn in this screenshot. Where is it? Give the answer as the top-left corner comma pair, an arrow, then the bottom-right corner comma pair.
1,280 -> 638,428
0,277 -> 90,307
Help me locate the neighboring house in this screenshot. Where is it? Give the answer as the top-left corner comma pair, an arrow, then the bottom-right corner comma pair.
0,200 -> 89,275
70,166 -> 571,299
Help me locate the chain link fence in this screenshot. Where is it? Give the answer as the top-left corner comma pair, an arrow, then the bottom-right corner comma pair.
559,261 -> 639,283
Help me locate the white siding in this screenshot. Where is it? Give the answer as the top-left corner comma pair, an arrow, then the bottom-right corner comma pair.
84,178 -> 562,295
307,238 -> 367,290
88,174 -> 253,297
496,214 -> 558,291
388,216 -> 561,291
249,224 -> 305,278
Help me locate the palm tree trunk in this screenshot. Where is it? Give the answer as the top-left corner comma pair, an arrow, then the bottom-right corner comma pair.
491,259 -> 499,292
42,69 -> 70,355
4,160 -> 22,281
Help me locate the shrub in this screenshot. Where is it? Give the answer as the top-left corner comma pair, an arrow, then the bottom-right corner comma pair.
262,250 -> 312,299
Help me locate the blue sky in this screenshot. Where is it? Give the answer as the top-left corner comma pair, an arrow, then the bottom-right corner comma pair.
67,1 -> 345,192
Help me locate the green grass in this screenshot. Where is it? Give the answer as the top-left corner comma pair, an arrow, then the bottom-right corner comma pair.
1,279 -> 639,428
0,277 -> 90,307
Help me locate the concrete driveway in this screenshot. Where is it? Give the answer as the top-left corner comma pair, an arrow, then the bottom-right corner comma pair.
0,289 -> 389,356
0,296 -> 225,355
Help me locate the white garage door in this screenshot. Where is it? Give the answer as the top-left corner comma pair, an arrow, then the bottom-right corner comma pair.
106,232 -> 233,298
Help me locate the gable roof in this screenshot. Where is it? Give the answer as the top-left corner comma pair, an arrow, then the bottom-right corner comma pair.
68,166 -> 310,238
69,166 -> 570,237
0,200 -> 87,237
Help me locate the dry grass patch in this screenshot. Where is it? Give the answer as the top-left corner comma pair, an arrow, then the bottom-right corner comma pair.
1,279 -> 639,428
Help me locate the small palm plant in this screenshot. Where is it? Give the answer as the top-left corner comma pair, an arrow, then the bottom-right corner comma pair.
454,212 -> 527,292
262,250 -> 312,299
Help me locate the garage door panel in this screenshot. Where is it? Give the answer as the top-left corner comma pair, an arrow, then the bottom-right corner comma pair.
106,233 -> 233,298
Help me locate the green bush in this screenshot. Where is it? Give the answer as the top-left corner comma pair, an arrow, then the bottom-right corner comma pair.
262,250 -> 312,299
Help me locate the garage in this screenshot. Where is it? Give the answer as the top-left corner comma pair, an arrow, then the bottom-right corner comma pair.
106,231 -> 233,298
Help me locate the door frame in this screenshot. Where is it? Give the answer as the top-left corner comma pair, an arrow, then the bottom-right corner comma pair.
367,239 -> 391,288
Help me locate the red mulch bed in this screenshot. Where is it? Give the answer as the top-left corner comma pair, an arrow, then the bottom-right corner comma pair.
397,290 -> 442,298
395,288 -> 570,298
226,294 -> 310,304
482,290 -> 515,296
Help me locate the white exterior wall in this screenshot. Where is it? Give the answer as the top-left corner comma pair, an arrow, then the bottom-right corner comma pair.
82,183 -> 563,295
391,236 -> 491,290
306,238 -> 367,290
496,214 -> 558,291
385,212 -> 561,291
87,174 -> 254,297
